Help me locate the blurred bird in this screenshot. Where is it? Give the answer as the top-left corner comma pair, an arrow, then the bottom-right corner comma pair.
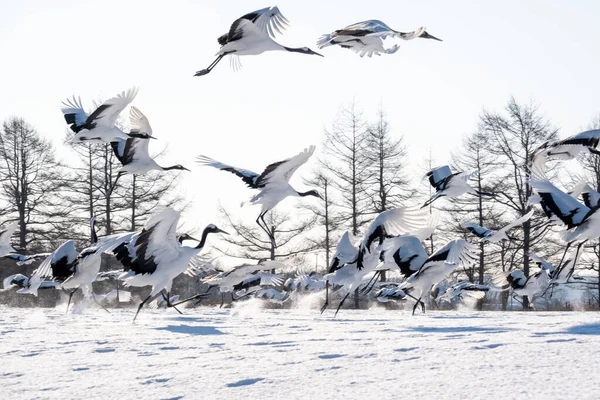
317,20 -> 441,57
423,166 -> 488,208
462,210 -> 534,243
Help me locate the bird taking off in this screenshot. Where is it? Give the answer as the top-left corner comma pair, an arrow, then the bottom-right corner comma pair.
61,88 -> 154,143
422,165 -> 488,208
196,145 -> 320,245
317,20 -> 441,57
462,210 -> 534,243
194,6 -> 322,77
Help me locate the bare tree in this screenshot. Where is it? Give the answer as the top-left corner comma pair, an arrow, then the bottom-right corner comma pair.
214,204 -> 318,262
365,106 -> 413,213
480,97 -> 558,308
443,129 -> 502,284
303,167 -> 339,268
0,117 -> 69,250
322,101 -> 373,236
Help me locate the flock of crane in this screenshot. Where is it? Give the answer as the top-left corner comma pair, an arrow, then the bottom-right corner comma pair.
1,6 -> 598,320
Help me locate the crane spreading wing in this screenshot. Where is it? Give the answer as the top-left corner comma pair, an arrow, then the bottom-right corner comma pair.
196,155 -> 261,188
255,145 -> 316,188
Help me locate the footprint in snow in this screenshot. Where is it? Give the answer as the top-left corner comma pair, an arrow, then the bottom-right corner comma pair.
226,378 -> 265,387
318,354 -> 345,359
472,343 -> 504,350
95,348 -> 116,353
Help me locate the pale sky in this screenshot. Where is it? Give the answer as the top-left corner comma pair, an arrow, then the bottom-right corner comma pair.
1,0 -> 599,238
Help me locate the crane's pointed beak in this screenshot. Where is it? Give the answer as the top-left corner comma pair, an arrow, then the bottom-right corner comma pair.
421,31 -> 442,41
217,228 -> 229,235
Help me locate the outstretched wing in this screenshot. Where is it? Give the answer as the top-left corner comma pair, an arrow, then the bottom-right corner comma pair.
127,106 -> 152,162
196,155 -> 261,188
91,87 -> 138,129
334,20 -> 395,38
498,210 -> 535,234
61,96 -> 89,133
230,6 -> 289,40
0,223 -> 18,247
255,145 -> 316,188
462,222 -> 491,238
530,179 -> 589,227
425,165 -> 452,189
134,208 -> 181,275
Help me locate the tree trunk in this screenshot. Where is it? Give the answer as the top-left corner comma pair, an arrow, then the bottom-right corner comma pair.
354,288 -> 359,309
270,225 -> 276,261
131,175 -> 137,231
324,179 -> 330,268
522,219 -> 530,309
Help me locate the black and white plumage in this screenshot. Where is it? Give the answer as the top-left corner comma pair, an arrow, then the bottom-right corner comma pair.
60,219 -> 136,310
284,271 -> 327,293
493,269 -> 549,306
321,207 -> 433,315
327,232 -> 359,273
115,208 -> 226,320
569,182 -> 600,209
355,207 -> 433,270
254,288 -> 289,304
375,284 -> 408,303
531,130 -> 600,175
439,281 -> 489,304
194,6 -> 322,77
0,223 -> 18,257
197,146 -> 320,241
4,252 -> 52,266
1,273 -> 59,292
379,235 -> 428,278
527,252 -> 556,274
422,166 -> 481,208
399,239 -> 479,315
17,240 -> 79,296
62,88 -> 152,143
202,261 -> 285,294
462,210 -> 534,243
529,178 -> 600,270
317,20 -> 441,57
111,107 -> 189,177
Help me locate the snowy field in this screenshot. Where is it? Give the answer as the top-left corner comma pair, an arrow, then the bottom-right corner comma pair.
1,304 -> 600,399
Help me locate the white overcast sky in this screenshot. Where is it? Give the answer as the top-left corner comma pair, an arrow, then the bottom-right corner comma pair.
1,0 -> 599,236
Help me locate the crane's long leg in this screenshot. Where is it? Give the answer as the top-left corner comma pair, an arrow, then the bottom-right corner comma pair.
219,292 -> 225,308
256,212 -> 272,240
194,54 -> 226,77
133,294 -> 153,322
360,271 -> 381,294
411,296 -> 424,316
164,291 -> 183,315
407,294 -> 425,314
557,242 -> 572,277
91,291 -> 111,314
334,291 -> 351,318
260,213 -> 276,248
66,288 -> 78,314
320,281 -> 329,314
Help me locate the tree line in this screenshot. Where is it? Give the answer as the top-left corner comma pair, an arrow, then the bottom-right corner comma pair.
0,117 -> 186,252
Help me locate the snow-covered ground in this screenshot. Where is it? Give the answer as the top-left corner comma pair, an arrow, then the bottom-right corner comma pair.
1,304 -> 599,399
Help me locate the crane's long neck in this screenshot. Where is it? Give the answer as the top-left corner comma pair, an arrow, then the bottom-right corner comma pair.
161,165 -> 182,171
297,190 -> 315,197
90,219 -> 98,245
195,227 -> 214,249
282,46 -> 307,54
